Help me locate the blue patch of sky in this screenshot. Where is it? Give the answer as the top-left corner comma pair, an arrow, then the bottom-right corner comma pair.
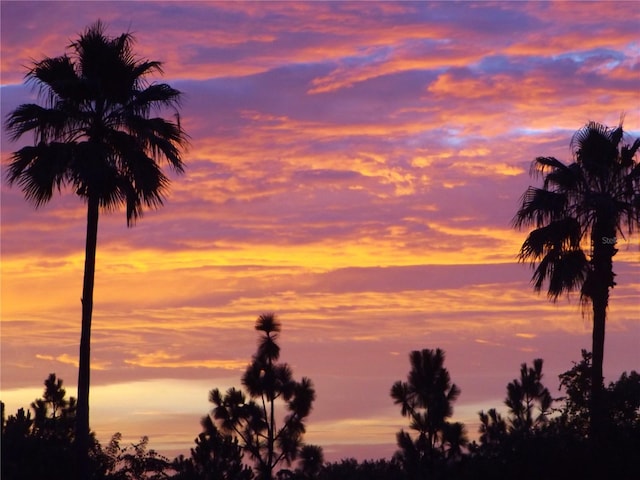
513,127 -> 568,137
470,55 -> 519,75
146,2 -> 255,32
415,2 -> 542,36
469,54 -> 568,77
438,128 -> 466,148
330,45 -> 395,70
551,48 -> 626,67
626,41 -> 640,55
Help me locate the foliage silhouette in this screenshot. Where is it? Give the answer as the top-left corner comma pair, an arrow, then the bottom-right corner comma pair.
390,348 -> 467,478
470,359 -> 579,480
274,444 -> 324,479
296,444 -> 324,479
504,358 -> 553,433
101,433 -> 171,480
558,349 -> 640,436
470,355 -> 640,480
4,20 -> 188,477
3,353 -> 639,480
1,374 -> 102,480
478,408 -> 507,448
31,373 -> 78,442
557,349 -> 593,435
317,458 -> 404,480
171,415 -> 253,480
513,120 -> 640,437
208,314 -> 316,480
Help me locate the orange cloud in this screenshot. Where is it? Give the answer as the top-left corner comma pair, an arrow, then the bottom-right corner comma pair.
123,351 -> 247,370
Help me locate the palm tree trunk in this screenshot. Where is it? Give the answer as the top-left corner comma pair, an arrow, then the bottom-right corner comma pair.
591,291 -> 606,437
588,223 -> 616,442
76,193 -> 100,479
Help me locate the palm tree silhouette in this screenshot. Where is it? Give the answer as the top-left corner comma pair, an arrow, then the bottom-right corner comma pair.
4,21 -> 187,477
513,121 -> 639,437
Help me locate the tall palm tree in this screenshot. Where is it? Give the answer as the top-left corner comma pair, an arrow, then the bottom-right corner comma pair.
5,21 -> 187,477
513,121 -> 640,437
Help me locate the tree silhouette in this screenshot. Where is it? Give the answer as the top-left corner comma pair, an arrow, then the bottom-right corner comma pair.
317,458 -> 404,480
209,314 -> 316,480
478,408 -> 507,447
30,373 -> 77,442
607,371 -> 640,428
471,359 -> 571,480
467,355 -> 640,480
559,350 -> 640,436
4,20 -> 188,477
1,374 -> 101,480
2,406 -> 39,480
557,349 -> 592,436
296,444 -> 324,479
172,415 -> 253,480
390,348 -> 467,477
504,359 -> 553,434
513,121 -> 640,437
274,444 -> 324,480
566,365 -> 640,479
101,433 -> 172,480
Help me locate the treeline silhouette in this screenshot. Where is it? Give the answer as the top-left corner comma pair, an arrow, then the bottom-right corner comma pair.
3,318 -> 639,480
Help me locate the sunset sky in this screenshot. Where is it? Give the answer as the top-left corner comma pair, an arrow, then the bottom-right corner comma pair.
1,0 -> 639,462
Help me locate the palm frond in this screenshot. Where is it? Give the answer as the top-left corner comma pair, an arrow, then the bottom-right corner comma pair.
540,159 -> 583,193
620,138 -> 640,167
530,156 -> 566,178
623,160 -> 640,183
131,83 -> 181,112
6,143 -> 75,207
120,115 -> 187,171
530,249 -> 589,300
572,122 -> 619,182
5,104 -> 74,142
571,122 -> 610,152
609,124 -> 624,148
131,60 -> 164,79
27,55 -> 84,106
115,149 -> 169,225
518,217 -> 583,261
513,187 -> 568,229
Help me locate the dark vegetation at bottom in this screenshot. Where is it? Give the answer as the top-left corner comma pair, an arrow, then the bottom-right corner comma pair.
2,347 -> 639,480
